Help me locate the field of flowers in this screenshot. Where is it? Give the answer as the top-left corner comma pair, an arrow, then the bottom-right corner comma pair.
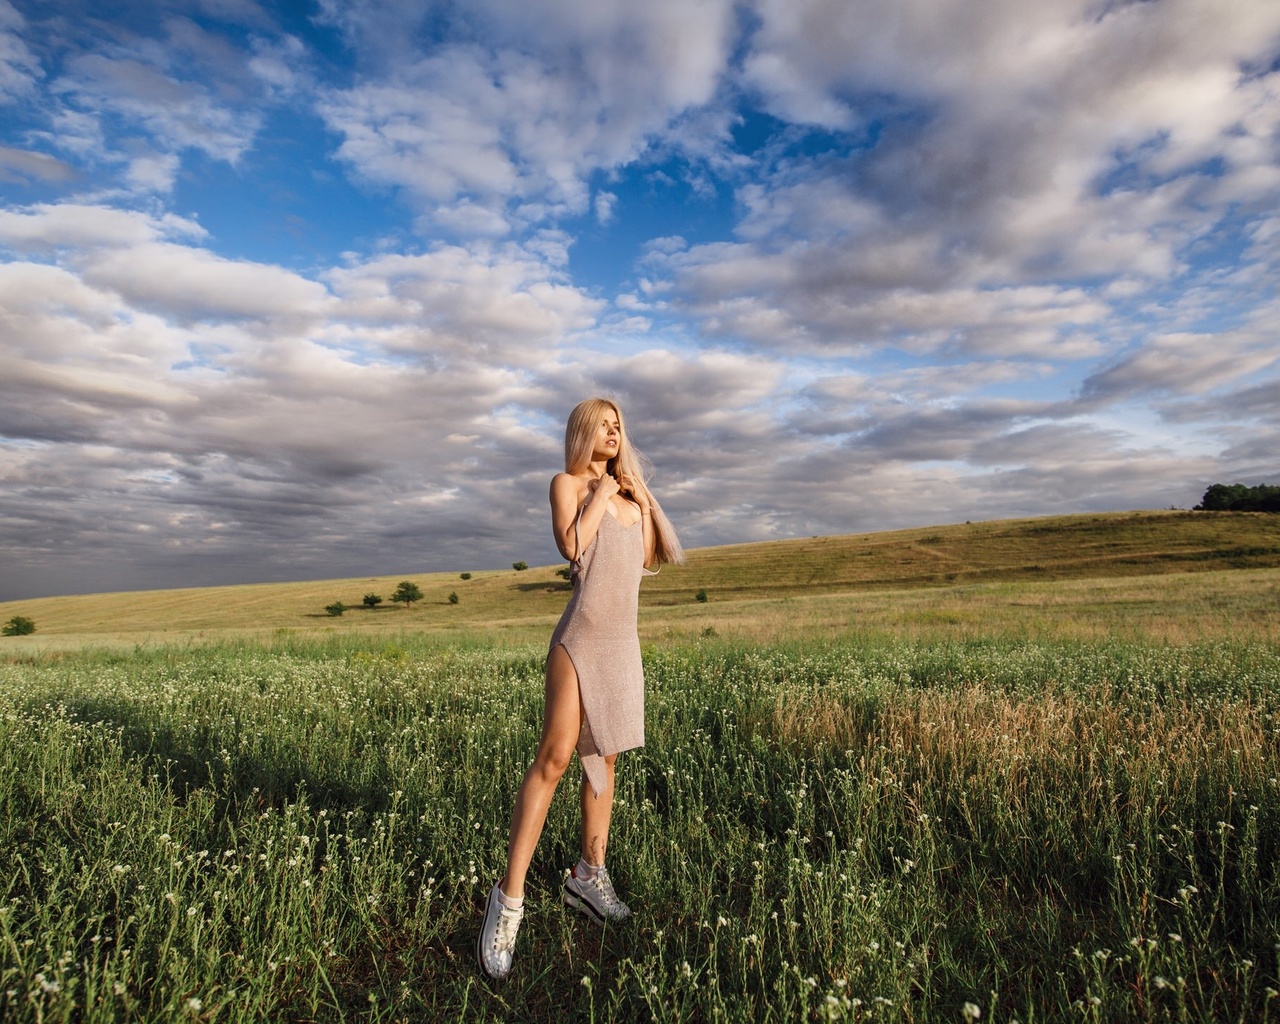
2,634 -> 1279,1022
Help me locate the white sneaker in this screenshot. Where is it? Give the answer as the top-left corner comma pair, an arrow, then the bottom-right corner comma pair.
562,866 -> 632,922
477,883 -> 523,979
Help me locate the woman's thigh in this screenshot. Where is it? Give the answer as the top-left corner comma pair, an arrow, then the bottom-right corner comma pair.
538,644 -> 584,757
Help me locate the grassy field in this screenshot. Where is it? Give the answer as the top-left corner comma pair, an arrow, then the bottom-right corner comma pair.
2,634 -> 1278,1022
1,512 -> 1278,1021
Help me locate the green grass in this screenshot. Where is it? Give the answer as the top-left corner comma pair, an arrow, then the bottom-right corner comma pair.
3,633 -> 1279,1022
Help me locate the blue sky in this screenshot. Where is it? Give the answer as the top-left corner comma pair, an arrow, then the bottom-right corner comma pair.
1,0 -> 1278,601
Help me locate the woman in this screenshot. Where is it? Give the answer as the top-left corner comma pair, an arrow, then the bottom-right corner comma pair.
477,397 -> 683,980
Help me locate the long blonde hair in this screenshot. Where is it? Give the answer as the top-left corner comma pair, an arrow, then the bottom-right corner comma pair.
564,397 -> 684,565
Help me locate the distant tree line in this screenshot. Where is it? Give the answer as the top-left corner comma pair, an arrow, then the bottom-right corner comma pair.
1195,483 -> 1280,513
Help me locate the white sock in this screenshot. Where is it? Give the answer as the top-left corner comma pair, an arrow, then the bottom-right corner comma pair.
497,885 -> 523,910
575,857 -> 603,880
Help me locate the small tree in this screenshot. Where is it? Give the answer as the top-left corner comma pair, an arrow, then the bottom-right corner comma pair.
363,593 -> 383,609
555,566 -> 573,582
460,572 -> 472,581
512,561 -> 528,572
391,581 -> 423,608
695,588 -> 708,603
2,615 -> 35,636
324,601 -> 346,617
448,591 -> 459,605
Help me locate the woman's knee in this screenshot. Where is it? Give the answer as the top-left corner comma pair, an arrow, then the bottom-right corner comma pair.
533,741 -> 576,781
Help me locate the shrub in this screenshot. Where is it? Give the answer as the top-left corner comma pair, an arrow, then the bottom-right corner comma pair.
555,566 -> 573,581
512,561 -> 528,572
362,593 -> 383,609
460,572 -> 472,581
324,602 -> 346,617
695,588 -> 708,603
2,615 -> 35,636
448,591 -> 459,605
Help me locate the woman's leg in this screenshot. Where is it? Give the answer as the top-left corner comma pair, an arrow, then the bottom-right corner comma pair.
501,644 -> 583,899
564,752 -> 630,922
580,753 -> 618,866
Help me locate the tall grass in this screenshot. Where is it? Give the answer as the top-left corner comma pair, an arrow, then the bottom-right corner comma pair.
2,634 -> 1278,1021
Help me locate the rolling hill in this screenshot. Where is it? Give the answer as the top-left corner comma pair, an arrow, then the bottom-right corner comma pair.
2,510 -> 1278,648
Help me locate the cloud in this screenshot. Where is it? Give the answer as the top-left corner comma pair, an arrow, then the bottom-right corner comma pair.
0,210 -> 630,597
0,144 -> 75,184
0,0 -> 40,102
662,225 -> 1113,358
1082,328 -> 1280,401
3,1 -> 1278,601
5,5 -> 305,204
318,54 -> 520,205
56,51 -> 263,163
0,202 -> 205,250
594,190 -> 617,225
601,0 -> 1280,467
325,241 -> 604,362
317,0 -> 737,228
82,243 -> 333,323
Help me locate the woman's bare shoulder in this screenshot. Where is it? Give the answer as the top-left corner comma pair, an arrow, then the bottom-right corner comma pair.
550,472 -> 588,504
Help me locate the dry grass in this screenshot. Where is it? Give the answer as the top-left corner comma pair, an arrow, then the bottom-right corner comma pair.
765,683 -> 1271,783
641,566 -> 1280,645
648,508 -> 1280,601
2,510 -> 1277,653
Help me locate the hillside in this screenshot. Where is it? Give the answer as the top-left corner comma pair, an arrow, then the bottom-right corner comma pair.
646,509 -> 1280,600
2,510 -> 1278,647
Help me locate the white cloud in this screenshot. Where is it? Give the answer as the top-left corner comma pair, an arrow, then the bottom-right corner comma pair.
123,152 -> 180,193
319,54 -> 519,205
245,31 -> 308,98
0,203 -> 206,250
664,229 -> 1112,358
594,190 -> 617,225
1083,328 -> 1280,400
39,108 -> 105,160
317,0 -> 737,227
57,52 -> 263,163
325,241 -> 603,362
81,242 -> 332,323
0,0 -> 39,102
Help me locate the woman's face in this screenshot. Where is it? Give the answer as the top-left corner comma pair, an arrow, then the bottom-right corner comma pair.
591,410 -> 621,463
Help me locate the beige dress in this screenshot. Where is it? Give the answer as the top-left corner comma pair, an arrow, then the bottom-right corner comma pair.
548,504 -> 656,796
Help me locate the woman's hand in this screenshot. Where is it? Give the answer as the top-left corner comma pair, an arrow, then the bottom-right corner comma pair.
589,473 -> 621,504
615,472 -> 651,512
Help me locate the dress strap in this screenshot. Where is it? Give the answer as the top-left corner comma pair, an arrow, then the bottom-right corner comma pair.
571,504 -> 585,575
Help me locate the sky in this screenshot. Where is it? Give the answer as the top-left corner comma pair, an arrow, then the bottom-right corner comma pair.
1,0 -> 1278,602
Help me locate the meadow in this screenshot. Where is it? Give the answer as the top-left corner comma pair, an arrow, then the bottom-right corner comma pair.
2,512 -> 1279,1022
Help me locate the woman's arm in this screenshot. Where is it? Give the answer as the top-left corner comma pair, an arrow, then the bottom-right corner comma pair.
639,501 -> 656,568
550,472 -> 617,562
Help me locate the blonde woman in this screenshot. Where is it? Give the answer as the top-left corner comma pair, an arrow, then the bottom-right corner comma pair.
478,397 -> 683,980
